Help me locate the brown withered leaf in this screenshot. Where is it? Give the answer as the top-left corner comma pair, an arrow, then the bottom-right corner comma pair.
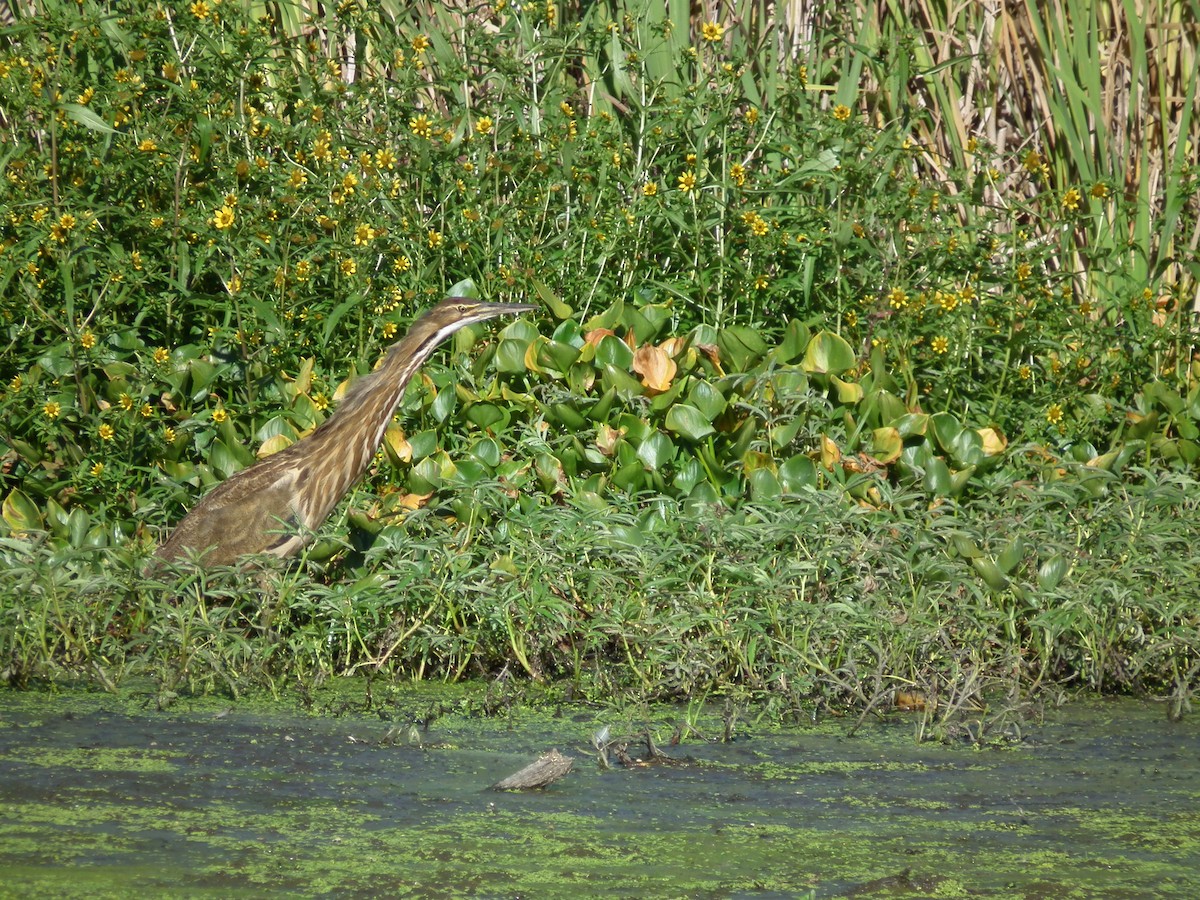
397,491 -> 434,511
631,344 -> 676,392
595,422 -> 626,456
584,327 -> 616,347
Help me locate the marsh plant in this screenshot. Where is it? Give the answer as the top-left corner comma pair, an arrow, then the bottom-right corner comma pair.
0,1 -> 1197,717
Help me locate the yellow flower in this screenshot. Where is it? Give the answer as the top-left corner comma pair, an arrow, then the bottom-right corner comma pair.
80,331 -> 96,350
931,336 -> 949,354
9,375 -> 23,392
832,104 -> 852,122
289,167 -> 307,187
138,138 -> 157,152
1018,365 -> 1032,380
427,229 -> 442,248
1023,150 -> 1042,172
411,34 -> 430,53
211,407 -> 228,424
354,223 -> 376,246
677,170 -> 697,192
58,213 -> 77,231
140,403 -> 153,418
1089,183 -> 1109,199
393,255 -> 411,272
701,21 -> 725,42
163,426 -> 176,443
295,259 -> 313,281
99,423 -> 115,441
560,101 -> 574,118
211,205 -> 235,229
754,274 -> 770,290
190,0 -> 209,20
340,258 -> 357,276
90,462 -> 104,477
475,116 -> 494,135
743,107 -> 758,125
410,114 -> 433,139
382,322 -> 398,339
313,393 -> 330,412
1061,188 -> 1082,211
43,401 -> 61,420
1046,403 -> 1064,424
376,148 -> 397,170
730,163 -> 746,186
642,181 -> 658,197
888,287 -> 908,309
153,347 -> 170,364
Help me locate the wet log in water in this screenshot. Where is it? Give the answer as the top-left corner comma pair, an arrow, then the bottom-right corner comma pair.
492,749 -> 574,791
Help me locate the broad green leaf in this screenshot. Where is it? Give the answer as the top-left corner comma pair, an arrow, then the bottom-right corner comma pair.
1037,554 -> 1070,590
997,538 -> 1026,575
924,456 -> 951,495
972,557 -> 1010,592
637,432 -> 676,471
749,468 -> 782,501
664,403 -> 715,441
465,402 -> 507,430
687,380 -> 727,419
595,334 -> 634,368
495,338 -> 531,374
779,454 -> 816,492
801,331 -> 856,375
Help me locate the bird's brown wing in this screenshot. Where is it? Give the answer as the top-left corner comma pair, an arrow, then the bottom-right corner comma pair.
153,463 -> 306,566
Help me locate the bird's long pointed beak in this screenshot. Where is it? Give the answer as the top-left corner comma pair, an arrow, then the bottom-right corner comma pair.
445,296 -> 538,315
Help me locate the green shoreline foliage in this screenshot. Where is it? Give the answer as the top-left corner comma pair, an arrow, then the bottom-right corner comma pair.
1,1 -> 1198,715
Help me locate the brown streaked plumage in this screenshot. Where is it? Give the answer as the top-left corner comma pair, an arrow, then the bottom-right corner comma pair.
151,296 -> 536,569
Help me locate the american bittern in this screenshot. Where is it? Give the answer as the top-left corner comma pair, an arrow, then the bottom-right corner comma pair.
152,296 -> 536,568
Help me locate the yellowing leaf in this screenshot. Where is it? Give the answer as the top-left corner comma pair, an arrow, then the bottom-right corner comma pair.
977,426 -> 1007,456
821,434 -> 841,470
257,434 -> 294,458
658,336 -> 689,358
631,344 -> 676,392
595,423 -> 626,456
382,425 -> 412,464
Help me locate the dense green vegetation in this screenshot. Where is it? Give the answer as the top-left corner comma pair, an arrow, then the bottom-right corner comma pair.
1,1 -> 1197,722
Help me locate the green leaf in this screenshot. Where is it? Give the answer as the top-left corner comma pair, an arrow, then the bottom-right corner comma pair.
924,456 -> 951,495
595,334 -> 634,368
802,331 -> 856,375
687,380 -> 727,419
779,454 -> 816,492
997,538 -> 1026,575
637,432 -> 676,471
664,403 -> 715,441
748,468 -> 782,501
431,386 -> 457,423
466,402 -> 507,430
718,326 -> 768,371
972,557 -> 1010,592
1037,554 -> 1070,591
62,102 -> 116,133
495,338 -> 531,374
